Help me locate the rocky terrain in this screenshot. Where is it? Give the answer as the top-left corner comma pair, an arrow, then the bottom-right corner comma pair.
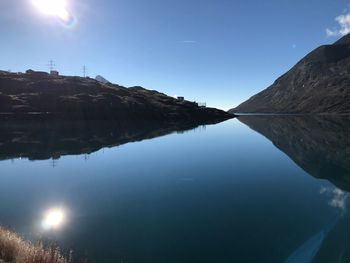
0,70 -> 232,122
230,34 -> 350,114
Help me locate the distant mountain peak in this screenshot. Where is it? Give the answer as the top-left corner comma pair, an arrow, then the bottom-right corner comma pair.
95,75 -> 110,84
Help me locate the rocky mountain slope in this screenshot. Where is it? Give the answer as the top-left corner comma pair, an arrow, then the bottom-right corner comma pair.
230,34 -> 350,114
0,70 -> 232,122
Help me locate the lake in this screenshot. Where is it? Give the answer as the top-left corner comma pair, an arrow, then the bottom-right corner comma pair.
0,116 -> 349,263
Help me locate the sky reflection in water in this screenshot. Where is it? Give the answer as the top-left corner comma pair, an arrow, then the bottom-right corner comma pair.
0,117 -> 349,263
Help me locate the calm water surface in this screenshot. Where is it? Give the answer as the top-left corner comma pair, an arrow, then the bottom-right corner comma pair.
0,116 -> 349,263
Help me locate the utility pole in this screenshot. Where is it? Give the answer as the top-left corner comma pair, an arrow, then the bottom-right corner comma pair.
48,60 -> 55,72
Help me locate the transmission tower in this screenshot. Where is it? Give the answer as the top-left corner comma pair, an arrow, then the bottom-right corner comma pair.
48,60 -> 56,71
83,65 -> 87,77
51,158 -> 57,168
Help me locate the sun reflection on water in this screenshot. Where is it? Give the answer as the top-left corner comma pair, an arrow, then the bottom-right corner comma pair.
42,208 -> 66,230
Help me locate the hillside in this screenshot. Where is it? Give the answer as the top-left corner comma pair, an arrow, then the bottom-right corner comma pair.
230,34 -> 350,114
0,70 -> 232,122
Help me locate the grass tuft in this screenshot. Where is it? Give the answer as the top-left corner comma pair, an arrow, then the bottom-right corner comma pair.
0,227 -> 70,263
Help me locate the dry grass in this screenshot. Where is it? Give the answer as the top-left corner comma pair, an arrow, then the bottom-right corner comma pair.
0,227 -> 71,263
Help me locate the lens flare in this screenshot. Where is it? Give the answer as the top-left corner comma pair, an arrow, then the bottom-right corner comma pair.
32,0 -> 67,16
31,0 -> 76,26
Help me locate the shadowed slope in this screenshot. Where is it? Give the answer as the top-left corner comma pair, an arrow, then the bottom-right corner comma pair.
0,70 -> 232,122
230,34 -> 350,114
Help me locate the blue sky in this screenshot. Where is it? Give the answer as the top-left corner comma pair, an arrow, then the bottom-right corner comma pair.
0,0 -> 349,110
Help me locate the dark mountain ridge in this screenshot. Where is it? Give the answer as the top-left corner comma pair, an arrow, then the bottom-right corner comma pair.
0,70 -> 232,122
230,34 -> 350,114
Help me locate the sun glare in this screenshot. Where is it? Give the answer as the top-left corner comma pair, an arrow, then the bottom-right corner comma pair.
31,0 -> 70,22
42,208 -> 65,230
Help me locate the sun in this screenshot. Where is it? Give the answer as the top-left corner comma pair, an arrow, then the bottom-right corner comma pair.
31,0 -> 70,21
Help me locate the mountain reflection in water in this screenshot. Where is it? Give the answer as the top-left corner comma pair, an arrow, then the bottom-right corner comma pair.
2,116 -> 350,262
238,115 -> 350,263
239,115 -> 350,192
0,120 -> 210,161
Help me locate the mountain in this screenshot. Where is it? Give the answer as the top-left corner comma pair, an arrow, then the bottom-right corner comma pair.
95,75 -> 110,84
230,34 -> 350,114
0,70 -> 232,122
